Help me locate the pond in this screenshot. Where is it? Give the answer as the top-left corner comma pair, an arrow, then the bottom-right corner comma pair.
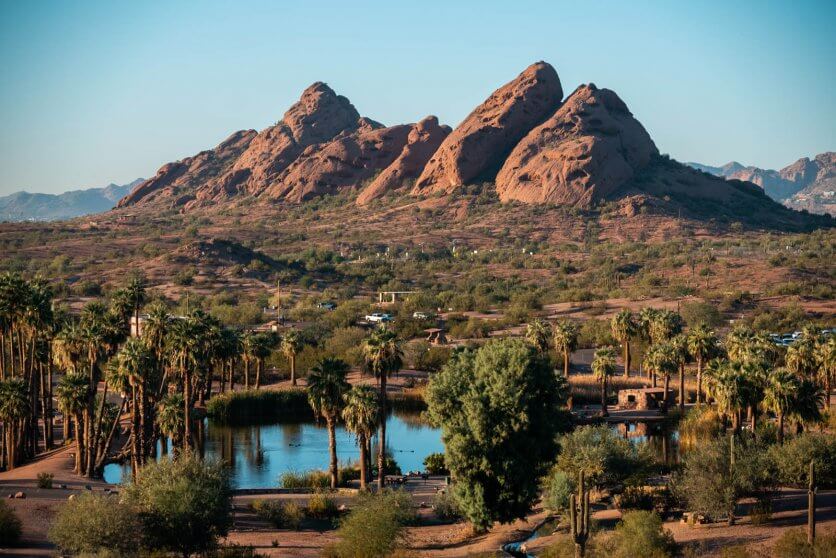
103,409 -> 444,488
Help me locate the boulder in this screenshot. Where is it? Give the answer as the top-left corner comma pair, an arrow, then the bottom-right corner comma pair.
496,84 -> 658,207
413,62 -> 563,194
357,116 -> 451,205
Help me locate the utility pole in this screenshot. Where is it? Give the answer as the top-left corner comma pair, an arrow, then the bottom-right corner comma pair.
276,281 -> 282,325
808,460 -> 817,544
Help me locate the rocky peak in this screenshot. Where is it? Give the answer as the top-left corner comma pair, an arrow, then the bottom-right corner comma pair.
412,61 -> 563,194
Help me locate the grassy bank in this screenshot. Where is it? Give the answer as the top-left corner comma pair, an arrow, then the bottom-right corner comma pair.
206,389 -> 312,424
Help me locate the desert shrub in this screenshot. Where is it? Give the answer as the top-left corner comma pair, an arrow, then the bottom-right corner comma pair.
280,470 -> 331,489
768,433 -> 836,488
338,463 -> 361,486
544,469 -> 574,512
577,319 -> 615,349
615,486 -> 656,511
123,455 -> 232,557
423,452 -> 448,475
49,493 -> 141,555
556,425 -> 653,491
250,499 -> 304,529
603,511 -> 676,558
324,490 -> 415,558
306,491 -> 338,519
431,490 -> 461,520
680,301 -> 723,328
0,500 -> 22,547
414,345 -> 452,373
749,495 -> 772,525
37,472 -> 54,488
772,527 -> 836,558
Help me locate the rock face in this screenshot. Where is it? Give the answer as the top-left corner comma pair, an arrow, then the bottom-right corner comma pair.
357,116 -> 451,205
412,62 -> 563,195
118,130 -> 255,207
206,82 -> 365,200
496,84 -> 658,207
265,121 -> 413,202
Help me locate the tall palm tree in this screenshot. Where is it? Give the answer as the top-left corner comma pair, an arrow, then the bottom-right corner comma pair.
112,338 -> 156,474
342,385 -> 380,490
816,336 -> 835,405
307,357 -> 350,489
786,337 -> 818,379
0,378 -> 30,469
649,310 -> 683,346
611,310 -> 636,377
252,332 -> 277,389
638,307 -> 660,342
762,367 -> 798,445
671,334 -> 690,412
789,379 -> 825,434
525,319 -> 551,356
552,321 -> 579,378
707,362 -> 748,431
363,328 -> 402,489
644,343 -> 679,412
725,326 -> 756,363
281,329 -> 303,386
166,316 -> 201,450
55,373 -> 88,473
592,347 -> 617,417
687,325 -> 719,405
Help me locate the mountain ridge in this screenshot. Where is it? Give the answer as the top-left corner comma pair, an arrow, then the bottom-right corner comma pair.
0,179 -> 144,222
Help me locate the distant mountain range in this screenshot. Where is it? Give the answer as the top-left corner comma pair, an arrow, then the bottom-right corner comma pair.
0,179 -> 144,222
687,153 -> 835,215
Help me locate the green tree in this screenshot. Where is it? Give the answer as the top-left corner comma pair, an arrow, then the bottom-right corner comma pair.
426,339 -> 568,531
556,425 -> 651,491
363,328 -> 403,490
342,385 -> 380,490
156,393 -> 185,457
124,455 -> 232,558
307,357 -> 350,489
553,321 -> 579,378
0,378 -> 30,469
281,329 -> 304,386
49,493 -> 142,556
525,319 -> 552,355
644,343 -> 679,409
687,324 -> 719,406
592,347 -> 617,417
611,310 -> 636,377
762,367 -> 798,444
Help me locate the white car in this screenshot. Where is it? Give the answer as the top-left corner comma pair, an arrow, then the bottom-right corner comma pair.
412,311 -> 434,320
365,313 -> 394,323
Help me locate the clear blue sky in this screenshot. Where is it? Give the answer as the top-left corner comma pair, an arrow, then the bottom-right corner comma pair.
1,0 -> 834,195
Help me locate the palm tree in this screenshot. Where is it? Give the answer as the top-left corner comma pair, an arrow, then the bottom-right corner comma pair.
592,347 -> 617,417
638,307 -> 660,342
611,310 -> 636,377
363,328 -> 402,489
525,319 -> 551,355
112,338 -> 156,474
725,326 -> 756,363
124,273 -> 147,337
687,325 -> 719,405
644,343 -> 679,412
166,315 -> 202,450
307,357 -> 350,489
671,334 -> 690,412
281,329 -> 303,386
786,337 -> 818,379
649,310 -> 683,346
762,367 -> 797,445
707,362 -> 748,431
55,373 -> 88,473
789,379 -> 825,434
156,393 -> 185,458
342,385 -> 380,490
816,336 -> 835,405
552,321 -> 579,378
0,378 -> 29,469
252,332 -> 277,389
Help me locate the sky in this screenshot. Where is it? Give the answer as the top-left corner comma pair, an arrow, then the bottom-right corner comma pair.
1,0 -> 834,195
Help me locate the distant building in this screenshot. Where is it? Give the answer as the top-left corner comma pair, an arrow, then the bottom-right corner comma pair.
617,387 -> 673,411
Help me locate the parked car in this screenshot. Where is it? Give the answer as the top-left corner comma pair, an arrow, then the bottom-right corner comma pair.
412,311 -> 435,320
317,302 -> 337,311
365,313 -> 394,323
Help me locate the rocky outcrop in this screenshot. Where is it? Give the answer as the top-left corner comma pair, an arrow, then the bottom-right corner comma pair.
496,84 -> 658,207
205,82 -> 365,200
412,62 -> 563,195
118,130 -> 256,207
264,121 -> 412,202
357,116 -> 451,205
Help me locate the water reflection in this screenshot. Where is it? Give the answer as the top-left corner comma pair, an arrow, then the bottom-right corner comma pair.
616,421 -> 681,466
104,410 -> 444,488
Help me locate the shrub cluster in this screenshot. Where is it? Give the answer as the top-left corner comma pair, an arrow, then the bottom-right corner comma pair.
206,389 -> 311,424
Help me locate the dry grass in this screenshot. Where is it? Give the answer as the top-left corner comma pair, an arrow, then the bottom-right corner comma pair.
569,373 -> 699,405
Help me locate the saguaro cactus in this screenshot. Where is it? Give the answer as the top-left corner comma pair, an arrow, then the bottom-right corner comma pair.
808,460 -> 817,544
570,470 -> 591,558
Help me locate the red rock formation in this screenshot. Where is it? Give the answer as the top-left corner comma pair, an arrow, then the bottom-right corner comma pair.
265,122 -> 412,202
117,130 -> 256,207
357,116 -> 451,205
412,62 -> 563,195
496,84 -> 658,207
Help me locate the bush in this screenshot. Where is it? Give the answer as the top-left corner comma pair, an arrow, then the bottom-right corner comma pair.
680,301 -> 723,328
772,528 -> 836,558
306,491 -> 338,520
0,500 -> 22,547
604,511 -> 676,558
123,455 -> 232,557
250,499 -> 304,529
544,469 -> 574,512
431,490 -> 461,521
207,389 -> 310,424
49,493 -> 141,555
37,472 -> 54,488
423,452 -> 448,475
768,433 -> 836,488
556,425 -> 653,491
280,470 -> 331,489
324,490 -> 415,558
615,486 -> 656,511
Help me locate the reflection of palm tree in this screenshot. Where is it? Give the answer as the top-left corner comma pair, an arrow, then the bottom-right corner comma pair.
342,385 -> 380,490
307,357 -> 350,489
